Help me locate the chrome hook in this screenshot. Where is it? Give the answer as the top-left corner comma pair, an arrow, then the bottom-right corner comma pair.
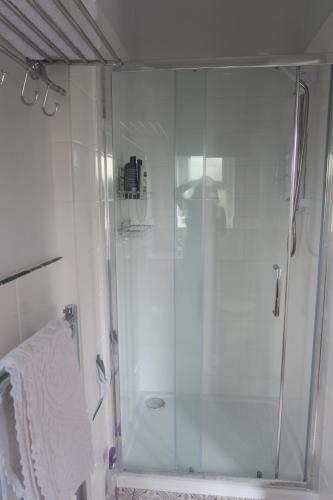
42,84 -> 60,117
21,67 -> 40,106
0,70 -> 7,86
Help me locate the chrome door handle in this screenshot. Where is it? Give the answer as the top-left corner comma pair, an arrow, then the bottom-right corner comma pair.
272,264 -> 282,317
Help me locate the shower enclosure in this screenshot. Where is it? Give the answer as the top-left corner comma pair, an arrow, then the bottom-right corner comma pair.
111,65 -> 330,483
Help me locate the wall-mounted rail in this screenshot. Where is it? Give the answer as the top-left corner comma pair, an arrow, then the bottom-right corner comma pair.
0,256 -> 62,287
0,303 -> 77,394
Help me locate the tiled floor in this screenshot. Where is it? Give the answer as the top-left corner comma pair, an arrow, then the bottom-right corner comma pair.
119,488 -> 256,500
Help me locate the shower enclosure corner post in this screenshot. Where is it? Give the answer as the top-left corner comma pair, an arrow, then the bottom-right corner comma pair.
100,65 -> 123,474
275,67 -> 302,479
303,66 -> 333,487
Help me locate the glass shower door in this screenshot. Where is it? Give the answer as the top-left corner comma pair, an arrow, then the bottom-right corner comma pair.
174,67 -> 296,477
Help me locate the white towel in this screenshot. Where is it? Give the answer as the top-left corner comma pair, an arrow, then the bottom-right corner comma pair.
0,319 -> 93,500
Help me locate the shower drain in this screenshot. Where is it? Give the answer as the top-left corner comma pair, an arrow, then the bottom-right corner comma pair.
145,397 -> 166,410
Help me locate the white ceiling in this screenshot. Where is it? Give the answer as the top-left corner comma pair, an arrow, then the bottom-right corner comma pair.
304,0 -> 333,47
98,0 -> 333,63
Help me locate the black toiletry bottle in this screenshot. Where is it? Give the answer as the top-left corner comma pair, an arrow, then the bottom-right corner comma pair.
124,156 -> 137,198
137,159 -> 143,198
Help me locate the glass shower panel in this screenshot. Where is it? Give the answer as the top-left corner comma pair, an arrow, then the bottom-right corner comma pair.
113,67 -> 299,478
174,68 -> 296,477
113,71 -> 177,471
175,71 -> 206,471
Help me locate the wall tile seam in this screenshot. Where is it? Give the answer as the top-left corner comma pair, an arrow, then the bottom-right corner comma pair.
71,139 -> 101,154
69,81 -> 99,103
51,140 -> 73,146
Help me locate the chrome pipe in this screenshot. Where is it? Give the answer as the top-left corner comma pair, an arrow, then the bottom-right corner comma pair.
275,68 -> 302,479
0,256 -> 62,287
117,54 -> 325,72
72,0 -> 122,64
272,264 -> 282,317
0,0 -> 70,63
51,0 -> 105,64
45,57 -> 327,69
0,11 -> 51,61
25,0 -> 88,62
291,79 -> 310,256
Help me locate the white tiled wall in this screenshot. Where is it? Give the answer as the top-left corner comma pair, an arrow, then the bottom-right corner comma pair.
41,64 -> 113,499
0,59 -> 56,280
44,63 -> 114,500
0,264 -> 61,358
0,58 -> 113,500
0,53 -> 66,357
68,66 -> 114,500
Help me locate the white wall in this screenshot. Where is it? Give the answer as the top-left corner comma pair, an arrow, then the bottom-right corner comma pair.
0,57 -> 57,280
0,53 -> 63,358
52,64 -> 114,500
0,58 -> 113,500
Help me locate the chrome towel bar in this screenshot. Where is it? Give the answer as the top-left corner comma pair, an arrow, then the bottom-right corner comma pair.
0,256 -> 62,287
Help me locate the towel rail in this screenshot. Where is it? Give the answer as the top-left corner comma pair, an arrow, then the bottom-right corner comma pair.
0,303 -> 78,394
0,0 -> 123,65
0,11 -> 51,61
0,256 -> 62,287
1,0 -> 70,63
0,303 -> 86,500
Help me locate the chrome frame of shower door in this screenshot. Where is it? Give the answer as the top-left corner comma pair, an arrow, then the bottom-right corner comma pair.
105,61 -> 333,489
274,67 -> 302,479
303,66 -> 333,486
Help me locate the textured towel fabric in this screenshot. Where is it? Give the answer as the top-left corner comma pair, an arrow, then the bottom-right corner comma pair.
0,319 -> 93,500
